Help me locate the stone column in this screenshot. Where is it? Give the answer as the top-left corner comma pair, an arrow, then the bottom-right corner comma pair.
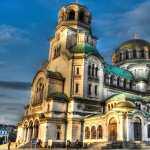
118,113 -> 124,141
32,126 -> 35,139
127,117 -> 134,141
26,128 -> 30,142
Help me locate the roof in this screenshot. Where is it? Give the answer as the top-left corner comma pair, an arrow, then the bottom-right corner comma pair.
104,64 -> 134,80
71,43 -> 104,60
115,39 -> 150,53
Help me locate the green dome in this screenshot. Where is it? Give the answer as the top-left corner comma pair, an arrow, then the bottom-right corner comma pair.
116,39 -> 150,53
71,43 -> 103,60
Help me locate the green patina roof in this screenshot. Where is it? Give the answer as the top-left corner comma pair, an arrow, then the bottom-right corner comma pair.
71,43 -> 103,60
104,64 -> 134,80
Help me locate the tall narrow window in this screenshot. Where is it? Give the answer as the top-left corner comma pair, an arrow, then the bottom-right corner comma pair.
92,64 -> 95,76
95,85 -> 98,96
68,10 -> 75,20
97,125 -> 103,139
56,125 -> 61,140
88,84 -> 92,95
148,124 -> 150,138
133,49 -> 136,58
126,51 -> 129,59
75,83 -> 79,93
76,67 -> 80,75
88,65 -> 91,76
147,105 -> 150,112
91,126 -> 96,139
95,67 -> 98,77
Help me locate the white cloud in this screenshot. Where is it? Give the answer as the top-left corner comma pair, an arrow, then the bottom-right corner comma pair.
0,24 -> 30,44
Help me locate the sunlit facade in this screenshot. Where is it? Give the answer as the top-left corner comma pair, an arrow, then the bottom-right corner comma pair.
16,3 -> 150,148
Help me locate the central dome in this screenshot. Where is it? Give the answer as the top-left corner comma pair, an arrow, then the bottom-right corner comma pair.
116,39 -> 150,52
112,39 -> 150,65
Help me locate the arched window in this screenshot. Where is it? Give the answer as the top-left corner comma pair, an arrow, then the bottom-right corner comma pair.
147,105 -> 150,112
110,75 -> 114,85
133,49 -> 136,58
88,84 -> 92,95
134,117 -> 142,140
88,65 -> 91,76
129,81 -> 132,89
92,64 -> 95,76
141,49 -> 144,58
91,126 -> 96,139
148,124 -> 150,138
123,79 -> 126,89
95,67 -> 98,78
148,50 -> 150,58
68,10 -> 75,20
117,77 -> 120,87
79,10 -> 85,22
85,127 -> 90,139
95,85 -> 98,96
97,125 -> 102,139
126,51 -> 129,59
56,125 -> 61,140
119,53 -> 122,61
33,78 -> 45,105
108,104 -> 111,111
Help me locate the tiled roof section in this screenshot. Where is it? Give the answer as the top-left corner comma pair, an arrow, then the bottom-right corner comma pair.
71,43 -> 104,60
47,71 -> 65,81
104,64 -> 134,80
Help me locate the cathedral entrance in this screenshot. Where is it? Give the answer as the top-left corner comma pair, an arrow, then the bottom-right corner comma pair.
134,117 -> 142,141
108,117 -> 117,142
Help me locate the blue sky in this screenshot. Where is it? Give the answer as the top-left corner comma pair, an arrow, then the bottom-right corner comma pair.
0,0 -> 150,125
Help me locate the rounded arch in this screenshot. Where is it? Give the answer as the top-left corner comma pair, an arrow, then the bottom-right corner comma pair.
68,9 -> 75,20
23,121 -> 29,128
78,9 -> 85,22
133,117 -> 142,141
32,77 -> 45,105
97,125 -> 103,139
85,126 -> 90,139
108,117 -> 117,141
91,126 -> 96,139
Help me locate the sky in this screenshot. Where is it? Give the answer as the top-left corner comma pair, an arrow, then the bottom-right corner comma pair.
0,0 -> 150,125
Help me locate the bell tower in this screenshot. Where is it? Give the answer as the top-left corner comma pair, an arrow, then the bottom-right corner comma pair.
48,3 -> 95,62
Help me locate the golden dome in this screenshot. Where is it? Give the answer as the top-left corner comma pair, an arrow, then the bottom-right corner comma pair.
116,101 -> 136,109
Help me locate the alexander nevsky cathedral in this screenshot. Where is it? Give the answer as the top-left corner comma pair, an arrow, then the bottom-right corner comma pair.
16,3 -> 150,148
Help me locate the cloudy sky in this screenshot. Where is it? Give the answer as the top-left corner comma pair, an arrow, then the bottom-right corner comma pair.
0,0 -> 150,125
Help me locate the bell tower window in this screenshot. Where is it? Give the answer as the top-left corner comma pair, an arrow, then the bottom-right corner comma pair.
79,10 -> 85,22
68,10 -> 75,20
75,83 -> 79,93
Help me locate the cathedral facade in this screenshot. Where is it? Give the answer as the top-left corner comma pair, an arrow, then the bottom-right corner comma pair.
17,3 -> 150,148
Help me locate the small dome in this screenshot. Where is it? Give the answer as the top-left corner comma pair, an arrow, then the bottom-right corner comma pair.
116,101 -> 135,109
